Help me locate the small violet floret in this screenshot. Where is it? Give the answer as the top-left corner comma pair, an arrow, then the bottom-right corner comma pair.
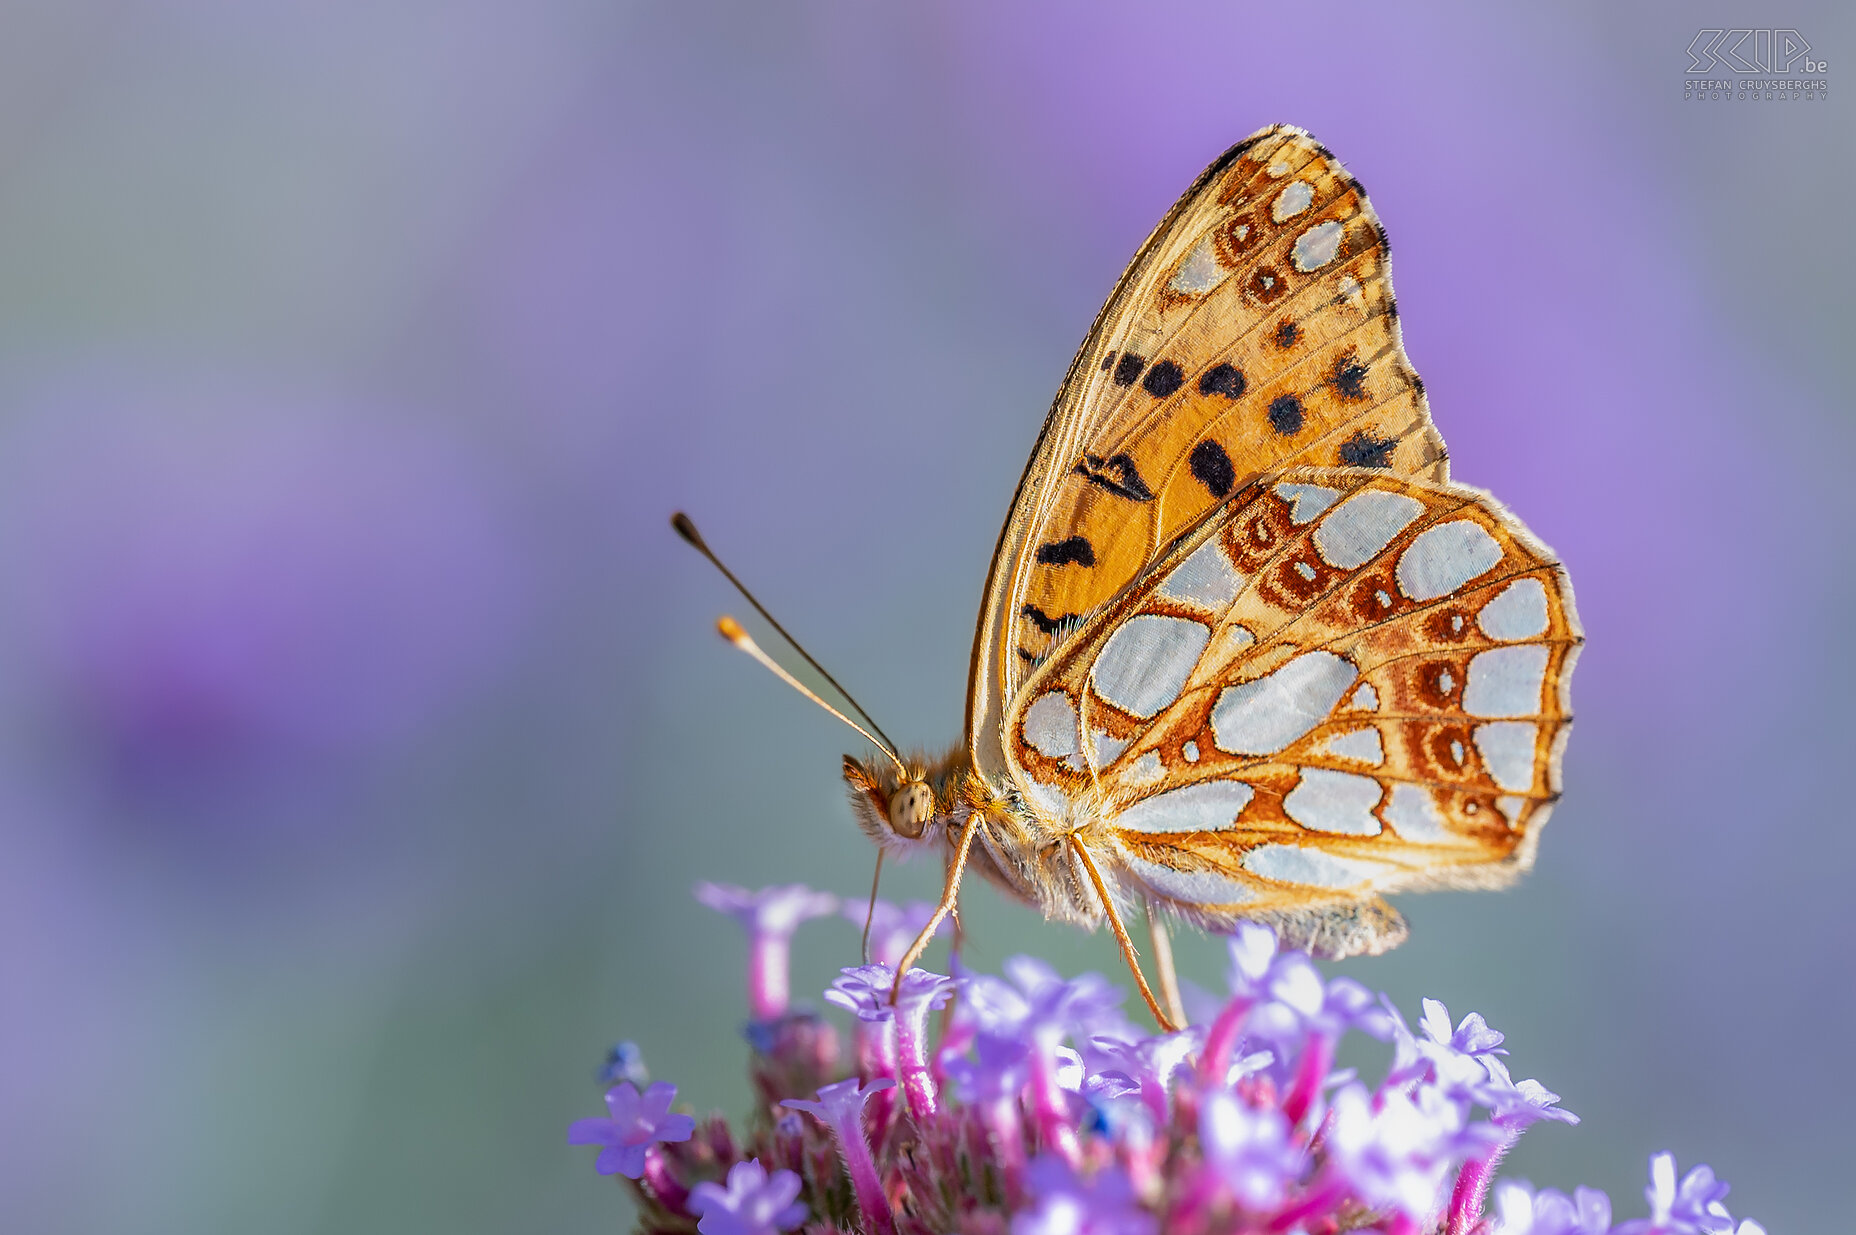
1198,1089 -> 1300,1212
567,1080 -> 694,1178
688,1158 -> 808,1235
695,882 -> 838,1021
1012,1157 -> 1157,1235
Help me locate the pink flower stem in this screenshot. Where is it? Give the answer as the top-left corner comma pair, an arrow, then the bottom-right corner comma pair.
1280,1032 -> 1334,1127
983,1097 -> 1027,1179
830,1108 -> 896,1235
1028,1038 -> 1080,1165
857,1023 -> 899,1132
893,1006 -> 940,1122
1198,996 -> 1253,1086
1445,1132 -> 1516,1235
747,933 -> 791,1021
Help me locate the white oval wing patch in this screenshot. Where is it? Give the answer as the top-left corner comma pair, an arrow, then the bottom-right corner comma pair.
1291,220 -> 1344,271
1272,180 -> 1315,221
1384,784 -> 1452,843
1477,577 -> 1549,640
1395,519 -> 1502,601
1022,690 -> 1077,758
1092,614 -> 1210,718
1463,645 -> 1549,717
1158,538 -> 1243,608
1472,721 -> 1537,792
1114,780 -> 1255,834
1210,650 -> 1357,756
1273,482 -> 1340,524
1242,844 -> 1388,889
1168,235 -> 1229,296
1283,768 -> 1383,835
1124,855 -> 1258,906
1313,490 -> 1424,569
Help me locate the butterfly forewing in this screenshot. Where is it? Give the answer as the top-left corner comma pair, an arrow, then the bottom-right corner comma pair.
1000,469 -> 1580,956
970,126 -> 1448,779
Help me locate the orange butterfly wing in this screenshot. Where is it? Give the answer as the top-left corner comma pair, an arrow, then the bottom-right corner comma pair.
969,125 -> 1444,781
1000,469 -> 1581,958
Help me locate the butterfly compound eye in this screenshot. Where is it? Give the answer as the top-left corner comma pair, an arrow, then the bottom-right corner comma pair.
887,782 -> 933,838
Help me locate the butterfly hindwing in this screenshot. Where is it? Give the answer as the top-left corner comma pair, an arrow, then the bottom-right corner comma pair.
970,125 -> 1446,778
1000,469 -> 1581,957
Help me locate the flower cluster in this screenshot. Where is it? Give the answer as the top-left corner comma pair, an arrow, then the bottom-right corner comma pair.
571,883 -> 1765,1235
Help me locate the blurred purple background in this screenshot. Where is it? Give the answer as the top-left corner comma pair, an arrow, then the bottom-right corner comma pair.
1,3 -> 1849,1232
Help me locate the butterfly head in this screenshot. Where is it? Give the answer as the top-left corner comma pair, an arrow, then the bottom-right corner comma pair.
842,746 -> 969,854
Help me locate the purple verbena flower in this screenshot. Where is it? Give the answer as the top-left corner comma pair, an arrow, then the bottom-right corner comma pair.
695,882 -> 839,1021
825,963 -> 958,1119
1012,1156 -> 1156,1235
1322,1081 -> 1501,1220
782,1077 -> 897,1235
944,1029 -> 1034,1176
1198,1089 -> 1301,1212
1612,1152 -> 1757,1235
567,1080 -> 695,1178
969,957 -> 1127,1164
1489,1180 -> 1613,1235
1086,1028 -> 1200,1128
1241,955 -> 1392,1125
583,910 -> 1765,1235
688,1158 -> 808,1235
1420,998 -> 1507,1058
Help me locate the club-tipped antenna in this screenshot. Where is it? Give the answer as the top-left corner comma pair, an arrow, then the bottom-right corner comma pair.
716,616 -> 908,779
673,512 -> 904,760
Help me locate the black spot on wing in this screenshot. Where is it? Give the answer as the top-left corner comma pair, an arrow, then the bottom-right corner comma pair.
1339,430 -> 1395,468
1075,452 -> 1155,501
1268,394 -> 1305,435
1189,440 -> 1235,498
1334,357 -> 1369,401
1113,354 -> 1145,386
1274,319 -> 1299,349
1100,352 -> 1115,371
1020,605 -> 1068,634
1141,360 -> 1185,398
1199,363 -> 1246,399
1036,536 -> 1096,567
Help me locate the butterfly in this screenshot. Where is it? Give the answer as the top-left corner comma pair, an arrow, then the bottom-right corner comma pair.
683,125 -> 1580,1030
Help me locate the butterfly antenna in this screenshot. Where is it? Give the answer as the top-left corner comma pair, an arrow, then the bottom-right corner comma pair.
715,617 -> 909,779
860,850 -> 885,965
673,513 -> 906,764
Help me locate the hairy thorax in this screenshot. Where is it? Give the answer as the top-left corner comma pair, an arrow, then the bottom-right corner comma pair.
841,744 -> 1107,929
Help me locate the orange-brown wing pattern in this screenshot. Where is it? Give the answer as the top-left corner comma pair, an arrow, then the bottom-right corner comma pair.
969,126 -> 1445,778
1000,469 -> 1580,958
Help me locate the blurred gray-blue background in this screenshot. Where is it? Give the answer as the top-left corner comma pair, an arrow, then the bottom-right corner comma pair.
2,3 -> 1848,1231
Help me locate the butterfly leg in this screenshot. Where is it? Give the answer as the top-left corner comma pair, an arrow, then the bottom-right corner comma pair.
890,817 -> 980,1002
1145,901 -> 1187,1032
1067,837 -> 1178,1033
